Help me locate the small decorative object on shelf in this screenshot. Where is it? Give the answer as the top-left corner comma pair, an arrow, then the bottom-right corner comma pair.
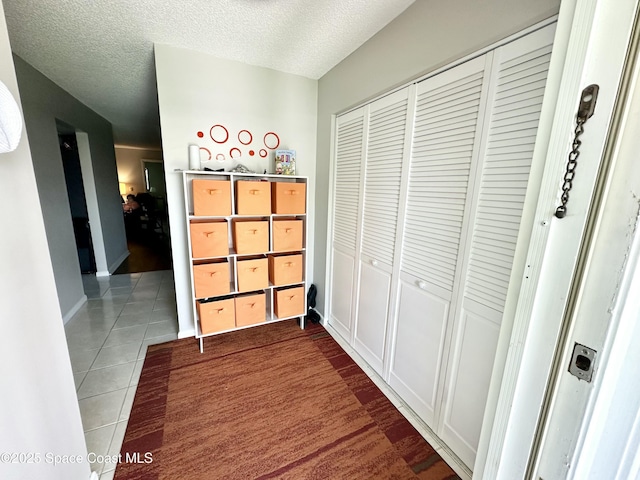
188,144 -> 200,170
275,149 -> 296,175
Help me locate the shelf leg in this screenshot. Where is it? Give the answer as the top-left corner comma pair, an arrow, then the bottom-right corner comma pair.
299,315 -> 305,330
199,337 -> 204,353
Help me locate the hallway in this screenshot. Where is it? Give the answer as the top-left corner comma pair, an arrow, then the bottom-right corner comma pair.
64,270 -> 178,478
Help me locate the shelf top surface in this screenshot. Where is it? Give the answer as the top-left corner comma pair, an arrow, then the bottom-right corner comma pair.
181,170 -> 308,180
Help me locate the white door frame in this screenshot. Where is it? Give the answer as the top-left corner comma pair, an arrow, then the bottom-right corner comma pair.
75,131 -> 109,276
478,0 -> 640,478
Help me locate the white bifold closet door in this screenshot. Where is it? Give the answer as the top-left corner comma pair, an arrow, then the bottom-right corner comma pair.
438,26 -> 554,467
353,89 -> 411,374
328,22 -> 555,471
328,108 -> 366,341
389,54 -> 491,429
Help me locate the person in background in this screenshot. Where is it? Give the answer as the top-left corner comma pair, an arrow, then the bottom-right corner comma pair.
123,194 -> 140,213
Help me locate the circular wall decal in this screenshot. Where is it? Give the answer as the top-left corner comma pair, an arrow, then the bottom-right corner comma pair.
238,129 -> 253,145
259,149 -> 267,158
200,147 -> 212,161
263,132 -> 280,149
197,131 -> 204,138
230,147 -> 241,159
216,153 -> 225,162
210,125 -> 229,143
249,150 -> 255,156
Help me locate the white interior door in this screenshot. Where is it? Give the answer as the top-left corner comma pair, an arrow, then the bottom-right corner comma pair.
328,108 -> 365,341
389,54 -> 490,431
439,25 -> 556,469
353,89 -> 409,374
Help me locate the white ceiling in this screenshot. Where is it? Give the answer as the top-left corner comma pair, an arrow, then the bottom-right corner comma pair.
3,0 -> 415,148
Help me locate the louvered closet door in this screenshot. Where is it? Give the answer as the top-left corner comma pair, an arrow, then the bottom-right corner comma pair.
328,108 -> 366,340
389,55 -> 490,428
353,89 -> 410,374
439,24 -> 556,469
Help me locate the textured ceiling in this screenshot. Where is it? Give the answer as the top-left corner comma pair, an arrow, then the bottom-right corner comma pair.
3,0 -> 415,148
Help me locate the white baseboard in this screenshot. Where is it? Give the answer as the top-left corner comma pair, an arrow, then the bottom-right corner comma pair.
108,250 -> 130,274
311,307 -> 326,326
178,328 -> 195,339
62,295 -> 87,324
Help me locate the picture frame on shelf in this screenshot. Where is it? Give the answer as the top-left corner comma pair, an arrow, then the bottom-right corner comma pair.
275,149 -> 296,175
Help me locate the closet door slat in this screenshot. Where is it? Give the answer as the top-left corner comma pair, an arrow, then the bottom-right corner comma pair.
333,115 -> 365,252
401,64 -> 486,292
360,95 -> 409,266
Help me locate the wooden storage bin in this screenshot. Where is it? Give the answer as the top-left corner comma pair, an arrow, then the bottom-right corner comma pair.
190,220 -> 229,258
197,297 -> 235,334
236,257 -> 268,292
272,182 -> 306,214
193,261 -> 230,298
274,286 -> 305,318
232,220 -> 269,254
193,179 -> 231,216
269,254 -> 303,286
272,219 -> 303,252
236,180 -> 271,215
235,292 -> 266,327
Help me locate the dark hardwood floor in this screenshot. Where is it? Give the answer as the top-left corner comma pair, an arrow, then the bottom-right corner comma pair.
114,236 -> 172,274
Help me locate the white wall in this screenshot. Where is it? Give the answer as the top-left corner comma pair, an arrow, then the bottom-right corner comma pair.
0,1 -> 89,478
115,145 -> 163,195
155,44 -> 317,336
314,0 -> 561,314
13,55 -> 128,313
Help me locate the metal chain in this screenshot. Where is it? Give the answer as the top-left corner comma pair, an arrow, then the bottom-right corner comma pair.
555,116 -> 587,219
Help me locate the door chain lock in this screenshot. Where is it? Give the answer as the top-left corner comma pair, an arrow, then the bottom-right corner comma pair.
555,84 -> 599,219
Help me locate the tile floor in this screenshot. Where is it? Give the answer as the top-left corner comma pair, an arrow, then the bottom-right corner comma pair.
65,270 -> 178,479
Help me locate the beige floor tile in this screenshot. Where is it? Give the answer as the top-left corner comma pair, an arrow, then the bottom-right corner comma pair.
120,301 -> 155,316
103,325 -> 147,348
78,362 -> 136,399
92,343 -> 142,369
85,424 -> 116,475
103,421 -> 129,472
119,386 -> 138,421
144,321 -> 177,339
79,389 -> 128,431
149,309 -> 177,323
100,468 -> 115,480
74,371 -> 87,391
68,348 -> 101,373
113,312 -> 152,329
130,359 -> 145,386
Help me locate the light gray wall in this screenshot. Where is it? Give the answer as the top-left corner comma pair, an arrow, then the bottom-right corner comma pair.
314,0 -> 561,314
0,0 -> 89,477
13,55 -> 128,317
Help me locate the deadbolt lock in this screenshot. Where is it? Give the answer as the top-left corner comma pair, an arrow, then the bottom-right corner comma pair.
568,343 -> 597,382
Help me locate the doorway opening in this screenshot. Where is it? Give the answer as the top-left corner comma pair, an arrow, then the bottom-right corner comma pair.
115,156 -> 172,274
58,123 -> 96,274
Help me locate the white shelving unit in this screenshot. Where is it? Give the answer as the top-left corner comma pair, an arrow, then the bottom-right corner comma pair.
182,170 -> 308,352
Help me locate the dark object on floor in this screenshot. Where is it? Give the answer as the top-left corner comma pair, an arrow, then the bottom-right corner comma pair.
306,284 -> 320,323
307,284 -> 317,309
306,309 -> 321,324
115,321 -> 459,480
